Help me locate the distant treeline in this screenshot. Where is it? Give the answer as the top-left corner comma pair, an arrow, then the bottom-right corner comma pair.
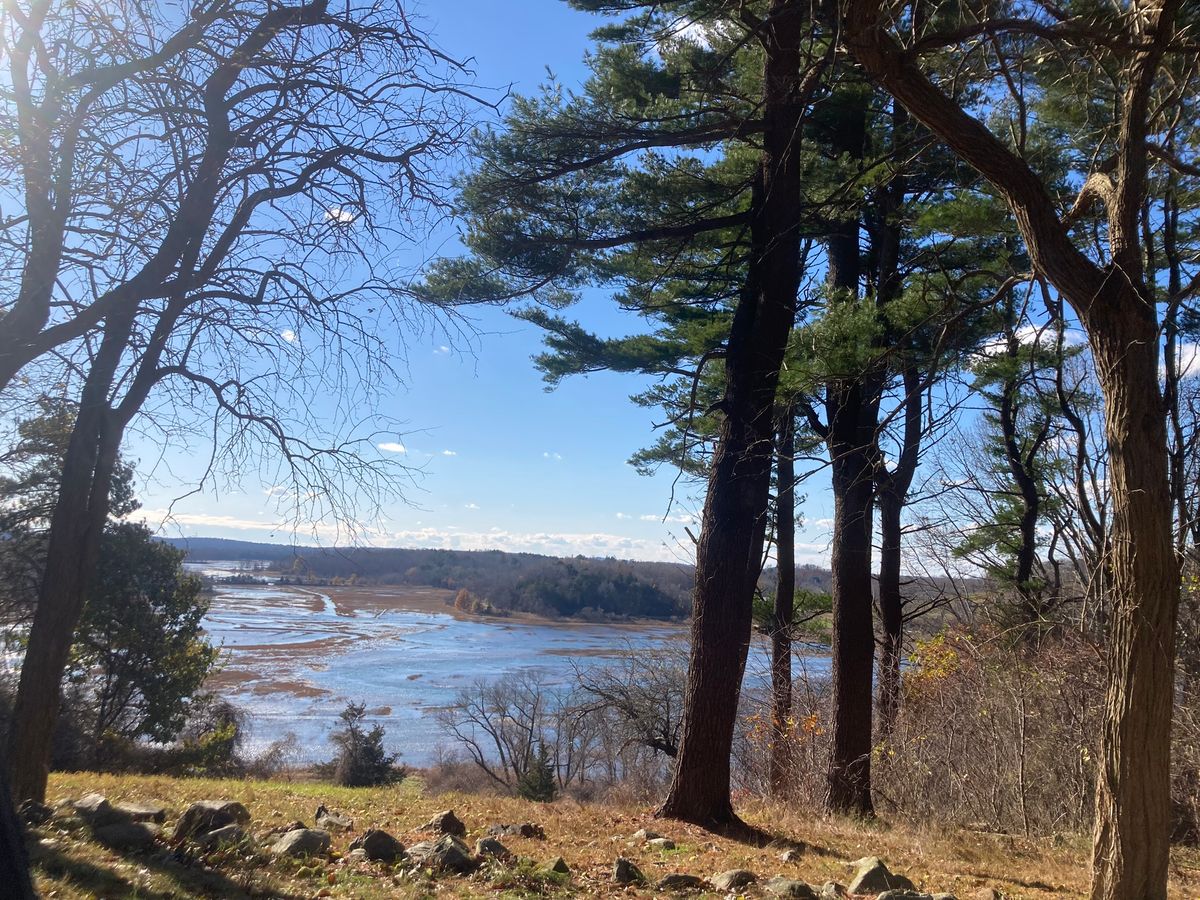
165,538 -> 711,620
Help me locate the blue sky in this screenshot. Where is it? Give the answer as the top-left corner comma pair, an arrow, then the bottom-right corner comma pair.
128,0 -> 838,565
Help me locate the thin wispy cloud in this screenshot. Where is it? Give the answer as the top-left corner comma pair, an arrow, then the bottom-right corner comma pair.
378,441 -> 407,454
543,451 -> 563,462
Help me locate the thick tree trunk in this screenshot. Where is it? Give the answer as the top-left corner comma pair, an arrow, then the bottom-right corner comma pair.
6,312 -> 132,803
826,395 -> 878,816
875,488 -> 902,736
1087,294 -> 1178,900
0,771 -> 36,899
658,0 -> 810,827
770,407 -> 796,795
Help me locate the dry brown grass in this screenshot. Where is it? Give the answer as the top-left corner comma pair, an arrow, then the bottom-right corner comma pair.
30,771 -> 1200,899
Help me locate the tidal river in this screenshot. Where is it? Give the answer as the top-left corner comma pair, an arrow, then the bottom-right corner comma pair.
196,565 -> 686,766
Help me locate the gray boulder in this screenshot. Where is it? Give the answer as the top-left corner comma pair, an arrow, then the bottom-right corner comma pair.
848,858 -> 915,895
821,882 -> 847,899
488,821 -> 544,839
198,824 -> 249,851
73,794 -> 126,828
780,847 -> 805,863
270,828 -> 331,858
647,837 -> 676,850
474,836 -> 512,860
657,873 -> 705,891
971,892 -> 1004,900
174,800 -> 251,842
315,805 -> 353,832
422,809 -> 466,837
408,834 -> 477,874
764,876 -> 819,899
93,821 -> 161,851
113,802 -> 168,824
350,828 -> 406,863
632,828 -> 663,842
613,857 -> 646,884
710,869 -> 757,891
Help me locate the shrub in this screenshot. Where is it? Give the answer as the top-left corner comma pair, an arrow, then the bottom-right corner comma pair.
321,701 -> 402,787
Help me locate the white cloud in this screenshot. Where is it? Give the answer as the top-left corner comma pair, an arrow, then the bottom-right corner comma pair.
280,328 -> 297,343
378,441 -> 407,454
441,450 -> 457,457
464,502 -> 480,510
1166,342 -> 1200,380
434,345 -> 450,354
543,451 -> 563,462
616,512 -> 631,520
639,513 -> 697,524
326,206 -> 355,224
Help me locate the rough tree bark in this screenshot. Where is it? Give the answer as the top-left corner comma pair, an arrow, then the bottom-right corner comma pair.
843,0 -> 1182,894
657,0 -> 814,827
770,406 -> 796,795
823,90 -> 880,816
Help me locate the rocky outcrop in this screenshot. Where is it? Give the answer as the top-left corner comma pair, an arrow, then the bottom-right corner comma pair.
315,805 -> 353,832
847,857 -> 915,894
270,828 -> 331,858
474,836 -> 512,860
408,835 -> 477,873
350,828 -> 406,863
174,800 -> 251,843
613,857 -> 646,884
709,869 -> 757,892
421,809 -> 466,837
197,824 -> 249,852
764,876 -> 819,898
92,822 -> 160,851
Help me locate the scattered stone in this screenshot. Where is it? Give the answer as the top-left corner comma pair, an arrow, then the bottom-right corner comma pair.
709,869 -> 757,892
647,837 -> 676,850
408,834 -> 477,874
315,805 -> 353,832
764,876 -> 819,899
271,828 -> 331,858
780,847 -> 805,863
197,824 -> 248,851
174,800 -> 251,842
92,821 -> 161,851
72,794 -> 127,828
348,848 -> 368,862
474,836 -> 512,860
632,828 -> 663,842
18,800 -> 52,827
971,891 -> 1004,900
422,809 -> 466,837
932,894 -> 959,900
877,893 -> 938,900
657,873 -> 705,891
847,858 -> 915,895
820,883 -> 847,899
488,822 -> 544,839
113,802 -> 168,824
613,857 -> 646,885
541,855 -> 571,876
350,828 -> 406,863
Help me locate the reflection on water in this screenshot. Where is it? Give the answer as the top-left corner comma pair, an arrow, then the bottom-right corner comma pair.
198,570 -> 684,766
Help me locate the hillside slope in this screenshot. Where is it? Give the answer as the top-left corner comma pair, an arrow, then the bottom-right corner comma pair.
28,771 -> 1200,899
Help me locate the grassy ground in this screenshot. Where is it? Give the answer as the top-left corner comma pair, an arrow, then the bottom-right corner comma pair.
29,771 -> 1200,899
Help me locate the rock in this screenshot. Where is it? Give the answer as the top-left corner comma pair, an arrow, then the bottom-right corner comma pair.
198,824 -> 248,851
877,893 -> 935,900
347,848 -> 368,862
422,809 -> 466,837
764,876 -> 819,899
613,857 -> 646,885
488,822 -> 544,839
820,884 -> 847,899
92,821 -> 161,851
780,847 -> 805,863
73,794 -> 126,828
408,834 -> 476,874
647,837 -> 676,850
847,858 -> 914,895
18,800 -> 52,827
710,869 -> 757,891
932,894 -> 959,900
314,805 -> 353,832
971,892 -> 1004,900
541,855 -> 571,876
350,828 -> 406,863
174,800 -> 251,842
113,802 -> 168,824
657,873 -> 706,891
474,836 -> 512,860
271,828 -> 331,858
632,828 -> 663,842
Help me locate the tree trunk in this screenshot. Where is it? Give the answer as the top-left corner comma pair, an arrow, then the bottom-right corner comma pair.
876,487 -> 902,737
0,771 -> 36,900
1087,292 -> 1178,900
825,390 -> 878,817
6,313 -> 132,803
658,0 -> 811,827
770,407 -> 796,796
